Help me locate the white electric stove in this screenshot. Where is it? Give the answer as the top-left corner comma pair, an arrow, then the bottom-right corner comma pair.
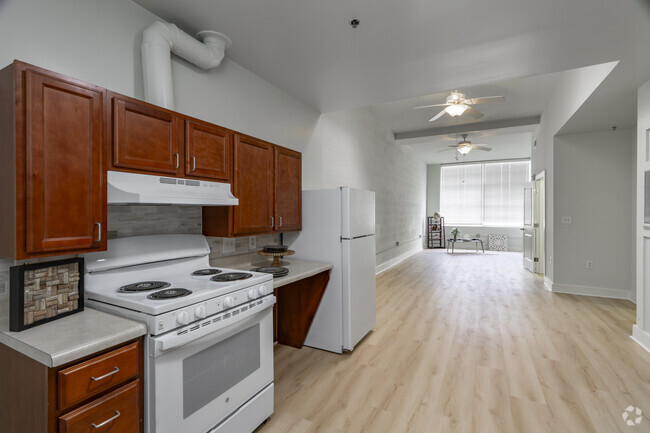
84,234 -> 275,433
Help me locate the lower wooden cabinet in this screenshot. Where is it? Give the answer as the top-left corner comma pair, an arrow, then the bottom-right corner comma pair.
0,338 -> 144,433
59,380 -> 140,433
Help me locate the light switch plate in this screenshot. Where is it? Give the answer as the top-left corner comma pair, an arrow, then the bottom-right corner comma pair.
561,216 -> 572,224
222,238 -> 235,254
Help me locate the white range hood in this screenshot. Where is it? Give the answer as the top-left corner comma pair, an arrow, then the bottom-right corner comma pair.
107,171 -> 238,206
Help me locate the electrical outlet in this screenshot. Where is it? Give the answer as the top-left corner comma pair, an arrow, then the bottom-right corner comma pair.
586,260 -> 594,269
549,256 -> 552,265
248,236 -> 257,250
222,238 -> 235,254
561,216 -> 572,224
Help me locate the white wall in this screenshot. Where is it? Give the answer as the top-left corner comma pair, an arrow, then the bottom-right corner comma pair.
0,0 -> 426,270
634,79 -> 650,351
553,129 -> 635,298
531,61 -> 618,281
425,164 -> 524,252
0,0 -> 320,151
303,108 -> 427,264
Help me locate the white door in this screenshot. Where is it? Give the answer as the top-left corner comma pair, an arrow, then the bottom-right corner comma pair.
523,182 -> 535,272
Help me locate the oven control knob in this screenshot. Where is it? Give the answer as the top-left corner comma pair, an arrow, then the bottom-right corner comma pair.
195,305 -> 207,319
223,297 -> 235,309
258,285 -> 268,296
248,288 -> 259,300
177,311 -> 190,325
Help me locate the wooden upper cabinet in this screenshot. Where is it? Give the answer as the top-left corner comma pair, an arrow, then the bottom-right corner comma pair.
111,94 -> 181,175
232,134 -> 275,235
185,118 -> 231,181
0,61 -> 107,259
24,71 -> 106,255
274,146 -> 302,231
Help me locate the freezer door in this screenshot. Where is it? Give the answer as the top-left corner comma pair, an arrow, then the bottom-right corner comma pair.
341,235 -> 376,351
341,187 -> 375,239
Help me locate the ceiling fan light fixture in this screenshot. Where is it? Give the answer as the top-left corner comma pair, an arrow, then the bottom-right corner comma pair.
445,104 -> 468,117
457,143 -> 472,155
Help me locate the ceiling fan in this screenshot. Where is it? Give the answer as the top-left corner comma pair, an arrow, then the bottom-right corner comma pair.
414,91 -> 505,122
438,134 -> 492,155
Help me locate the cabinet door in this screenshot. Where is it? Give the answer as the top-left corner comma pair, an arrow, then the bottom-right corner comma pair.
23,70 -> 105,256
274,146 -> 302,231
232,135 -> 274,235
185,118 -> 231,181
112,95 -> 181,175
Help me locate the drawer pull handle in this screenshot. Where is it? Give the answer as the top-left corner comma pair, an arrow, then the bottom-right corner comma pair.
91,366 -> 119,381
91,410 -> 121,428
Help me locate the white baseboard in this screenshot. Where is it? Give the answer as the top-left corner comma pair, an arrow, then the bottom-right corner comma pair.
543,276 -> 553,292
376,246 -> 422,275
546,281 -> 632,300
632,325 -> 650,353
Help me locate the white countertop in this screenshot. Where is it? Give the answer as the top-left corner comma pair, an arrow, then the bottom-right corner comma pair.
0,297 -> 147,367
212,254 -> 332,288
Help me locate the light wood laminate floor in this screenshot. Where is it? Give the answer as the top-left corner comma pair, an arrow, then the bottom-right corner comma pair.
258,250 -> 650,433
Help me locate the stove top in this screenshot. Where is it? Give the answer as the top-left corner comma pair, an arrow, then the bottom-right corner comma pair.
147,288 -> 192,300
211,272 -> 253,282
85,256 -> 272,316
191,268 -> 222,276
119,281 -> 171,292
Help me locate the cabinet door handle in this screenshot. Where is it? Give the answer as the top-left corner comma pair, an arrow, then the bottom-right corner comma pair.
270,216 -> 274,228
91,410 -> 121,428
94,222 -> 102,242
91,366 -> 119,381
191,156 -> 196,172
278,216 -> 283,227
174,153 -> 180,169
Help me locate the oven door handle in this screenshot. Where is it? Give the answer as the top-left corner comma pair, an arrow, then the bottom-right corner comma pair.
155,296 -> 275,355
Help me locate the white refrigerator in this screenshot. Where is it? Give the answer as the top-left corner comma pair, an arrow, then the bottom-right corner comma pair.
285,187 -> 376,353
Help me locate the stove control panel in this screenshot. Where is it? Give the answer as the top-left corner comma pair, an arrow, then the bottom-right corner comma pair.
149,281 -> 273,335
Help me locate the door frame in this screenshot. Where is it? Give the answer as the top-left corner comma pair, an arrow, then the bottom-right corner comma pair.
523,181 -> 536,273
534,170 -> 546,275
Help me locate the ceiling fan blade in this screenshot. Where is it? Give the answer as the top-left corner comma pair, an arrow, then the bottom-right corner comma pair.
465,95 -> 505,105
472,145 -> 492,151
429,110 -> 447,122
447,144 -> 460,148
414,103 -> 447,109
465,106 -> 484,119
437,148 -> 456,153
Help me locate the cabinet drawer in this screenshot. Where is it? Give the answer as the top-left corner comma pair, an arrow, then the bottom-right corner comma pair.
59,379 -> 140,433
58,342 -> 139,410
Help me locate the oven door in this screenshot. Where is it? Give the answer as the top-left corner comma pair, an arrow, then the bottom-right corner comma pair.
149,297 -> 274,433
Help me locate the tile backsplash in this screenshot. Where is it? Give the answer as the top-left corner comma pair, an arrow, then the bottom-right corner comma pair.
0,205 -> 281,295
108,205 -> 280,261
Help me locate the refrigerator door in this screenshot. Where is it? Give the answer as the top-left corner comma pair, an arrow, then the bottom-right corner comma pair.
285,190 -> 344,353
341,235 -> 376,351
342,187 -> 375,239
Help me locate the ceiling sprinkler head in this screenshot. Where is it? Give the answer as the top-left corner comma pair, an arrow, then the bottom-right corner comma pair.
350,19 -> 360,29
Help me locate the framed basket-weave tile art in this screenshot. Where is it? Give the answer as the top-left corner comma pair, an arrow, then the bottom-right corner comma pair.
9,258 -> 84,331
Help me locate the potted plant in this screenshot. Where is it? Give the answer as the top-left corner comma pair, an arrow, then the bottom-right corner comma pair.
451,228 -> 460,241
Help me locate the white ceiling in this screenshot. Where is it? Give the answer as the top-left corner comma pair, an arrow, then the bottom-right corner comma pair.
368,72 -> 561,135
401,128 -> 533,165
133,0 -> 650,117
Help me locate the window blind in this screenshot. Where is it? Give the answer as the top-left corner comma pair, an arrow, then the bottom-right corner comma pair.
440,160 -> 530,226
440,163 -> 483,225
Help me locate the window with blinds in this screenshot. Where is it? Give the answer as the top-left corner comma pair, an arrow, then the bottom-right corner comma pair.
440,160 -> 530,227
